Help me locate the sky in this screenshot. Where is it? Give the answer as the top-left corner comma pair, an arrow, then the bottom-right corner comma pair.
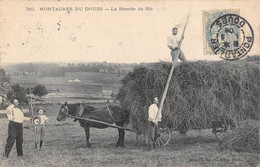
0,0 -> 259,64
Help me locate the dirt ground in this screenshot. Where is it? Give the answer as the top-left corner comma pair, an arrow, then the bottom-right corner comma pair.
0,104 -> 259,167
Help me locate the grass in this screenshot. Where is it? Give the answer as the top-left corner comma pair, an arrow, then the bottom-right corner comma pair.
0,104 -> 259,167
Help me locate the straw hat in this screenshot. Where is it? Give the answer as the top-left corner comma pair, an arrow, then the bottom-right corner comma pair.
31,115 -> 41,126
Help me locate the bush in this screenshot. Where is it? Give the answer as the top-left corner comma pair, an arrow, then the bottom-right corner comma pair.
33,85 -> 48,97
7,84 -> 28,104
0,69 -> 10,86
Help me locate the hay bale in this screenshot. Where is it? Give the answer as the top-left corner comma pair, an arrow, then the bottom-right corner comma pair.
117,61 -> 260,133
219,120 -> 260,153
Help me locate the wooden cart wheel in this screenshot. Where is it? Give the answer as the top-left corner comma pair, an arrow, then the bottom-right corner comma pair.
155,127 -> 171,147
135,132 -> 148,146
212,121 -> 235,141
213,125 -> 233,140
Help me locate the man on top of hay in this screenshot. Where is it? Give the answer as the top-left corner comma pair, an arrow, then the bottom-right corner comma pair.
148,97 -> 161,149
167,27 -> 187,62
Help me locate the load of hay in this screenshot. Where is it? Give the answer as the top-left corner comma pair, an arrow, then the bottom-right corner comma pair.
117,61 -> 260,133
219,120 -> 260,153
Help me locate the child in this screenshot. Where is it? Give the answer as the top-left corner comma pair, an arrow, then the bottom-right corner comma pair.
35,107 -> 49,149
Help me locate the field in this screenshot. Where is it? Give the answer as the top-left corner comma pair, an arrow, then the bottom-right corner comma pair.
10,72 -> 123,103
11,72 -> 123,89
0,104 -> 259,167
11,71 -> 122,95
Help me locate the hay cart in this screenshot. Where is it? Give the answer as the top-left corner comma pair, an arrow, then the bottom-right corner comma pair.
60,104 -> 235,148
64,112 -> 235,147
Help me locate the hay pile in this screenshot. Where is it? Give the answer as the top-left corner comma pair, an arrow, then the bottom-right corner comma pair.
117,61 -> 260,133
219,120 -> 260,153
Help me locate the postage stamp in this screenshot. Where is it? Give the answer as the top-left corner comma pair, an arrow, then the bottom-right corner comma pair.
203,9 -> 254,60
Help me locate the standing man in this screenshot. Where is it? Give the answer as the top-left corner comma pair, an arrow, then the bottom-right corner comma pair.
147,97 -> 161,149
167,27 -> 187,62
3,99 -> 30,158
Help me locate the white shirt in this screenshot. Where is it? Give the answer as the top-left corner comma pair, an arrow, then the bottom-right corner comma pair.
167,35 -> 180,50
148,104 -> 162,123
6,104 -> 24,123
39,115 -> 49,125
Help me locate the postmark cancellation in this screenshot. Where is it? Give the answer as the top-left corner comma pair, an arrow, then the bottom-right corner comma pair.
203,9 -> 254,60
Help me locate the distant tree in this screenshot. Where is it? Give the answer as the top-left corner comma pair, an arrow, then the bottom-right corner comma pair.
26,87 -> 32,94
39,68 -> 65,78
7,84 -> 28,104
0,69 -> 10,87
6,91 -> 13,102
111,93 -> 116,98
108,65 -> 113,73
122,69 -> 126,75
118,70 -> 121,77
33,85 -> 48,97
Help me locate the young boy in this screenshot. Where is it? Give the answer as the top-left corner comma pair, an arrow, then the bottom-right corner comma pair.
35,107 -> 48,149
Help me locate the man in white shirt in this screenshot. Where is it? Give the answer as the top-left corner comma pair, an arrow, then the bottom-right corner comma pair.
147,97 -> 161,149
167,27 -> 187,62
3,99 -> 30,158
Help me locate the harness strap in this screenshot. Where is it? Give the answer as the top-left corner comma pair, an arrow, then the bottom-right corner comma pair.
107,106 -> 115,123
12,107 -> 15,121
78,104 -> 84,117
73,104 -> 84,122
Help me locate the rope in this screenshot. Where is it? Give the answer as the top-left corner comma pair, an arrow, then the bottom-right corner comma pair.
106,106 -> 115,123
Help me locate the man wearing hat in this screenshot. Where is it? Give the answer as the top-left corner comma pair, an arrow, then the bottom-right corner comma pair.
167,27 -> 187,62
3,99 -> 30,158
35,107 -> 49,149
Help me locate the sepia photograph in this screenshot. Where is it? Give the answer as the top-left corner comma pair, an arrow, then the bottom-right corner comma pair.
0,0 -> 259,166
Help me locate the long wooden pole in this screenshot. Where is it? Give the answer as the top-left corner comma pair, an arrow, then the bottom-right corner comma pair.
156,10 -> 191,120
30,96 -> 34,116
67,115 -> 133,132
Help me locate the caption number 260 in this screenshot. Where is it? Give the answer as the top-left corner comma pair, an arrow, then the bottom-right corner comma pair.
26,7 -> 35,11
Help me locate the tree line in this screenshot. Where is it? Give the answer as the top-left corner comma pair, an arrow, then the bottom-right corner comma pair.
6,62 -> 138,77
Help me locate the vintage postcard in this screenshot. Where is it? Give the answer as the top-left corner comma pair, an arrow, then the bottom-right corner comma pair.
0,0 -> 259,167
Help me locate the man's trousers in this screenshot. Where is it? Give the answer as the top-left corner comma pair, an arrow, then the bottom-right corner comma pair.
36,125 -> 46,141
171,49 -> 187,62
148,121 -> 158,148
4,121 -> 23,158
